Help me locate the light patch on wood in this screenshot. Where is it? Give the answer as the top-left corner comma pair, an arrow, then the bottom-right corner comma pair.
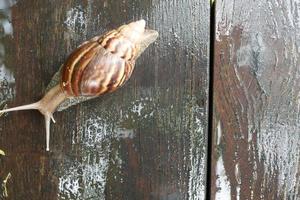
216,121 -> 222,145
58,112 -> 134,199
0,104 -> 7,118
188,107 -> 207,200
0,0 -> 18,9
58,116 -> 112,199
2,172 -> 11,198
64,5 -> 87,34
129,97 -> 155,119
258,119 -> 300,196
0,9 -> 15,107
215,124 -> 231,200
0,149 -> 5,156
216,155 -> 231,200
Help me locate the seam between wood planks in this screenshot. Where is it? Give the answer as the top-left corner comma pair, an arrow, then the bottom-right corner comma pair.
205,1 -> 216,200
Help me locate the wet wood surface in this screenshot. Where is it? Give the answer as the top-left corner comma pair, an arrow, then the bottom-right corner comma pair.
211,0 -> 300,199
0,0 -> 210,199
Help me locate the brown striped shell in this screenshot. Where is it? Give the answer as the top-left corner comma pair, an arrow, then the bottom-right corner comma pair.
60,20 -> 154,97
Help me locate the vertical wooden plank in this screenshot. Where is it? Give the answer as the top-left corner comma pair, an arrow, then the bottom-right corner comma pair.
212,0 -> 300,199
0,0 -> 210,199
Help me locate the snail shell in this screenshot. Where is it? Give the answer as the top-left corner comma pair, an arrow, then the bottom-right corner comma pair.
47,20 -> 158,111
62,21 -> 143,96
0,20 -> 158,150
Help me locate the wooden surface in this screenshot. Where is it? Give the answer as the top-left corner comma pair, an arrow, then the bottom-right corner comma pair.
211,0 -> 300,199
0,0 -> 210,199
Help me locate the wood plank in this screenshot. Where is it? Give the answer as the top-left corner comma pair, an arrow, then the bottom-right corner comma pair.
0,0 -> 210,199
211,0 -> 300,199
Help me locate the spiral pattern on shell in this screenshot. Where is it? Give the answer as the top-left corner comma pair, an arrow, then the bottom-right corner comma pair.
61,20 -> 148,96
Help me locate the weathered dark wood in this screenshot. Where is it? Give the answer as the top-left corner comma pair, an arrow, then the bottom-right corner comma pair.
211,0 -> 300,199
0,0 -> 210,199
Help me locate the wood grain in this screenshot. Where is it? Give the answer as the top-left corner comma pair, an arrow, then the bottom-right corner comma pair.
211,0 -> 300,199
0,0 -> 210,199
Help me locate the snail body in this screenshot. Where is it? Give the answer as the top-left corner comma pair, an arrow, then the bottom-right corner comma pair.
0,20 -> 158,151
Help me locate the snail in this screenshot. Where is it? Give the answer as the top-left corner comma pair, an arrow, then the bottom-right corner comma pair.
0,19 -> 158,151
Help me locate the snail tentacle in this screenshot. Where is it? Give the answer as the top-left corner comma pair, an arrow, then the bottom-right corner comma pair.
0,85 -> 68,151
0,102 -> 40,112
50,115 -> 56,123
